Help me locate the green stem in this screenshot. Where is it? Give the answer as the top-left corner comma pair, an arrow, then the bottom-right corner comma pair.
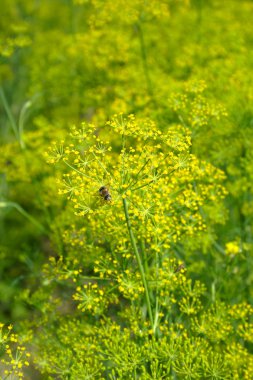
136,23 -> 153,98
0,201 -> 46,233
18,100 -> 33,150
132,179 -> 155,192
141,239 -> 148,274
80,276 -> 112,281
123,198 -> 154,328
0,87 -> 25,149
153,250 -> 159,334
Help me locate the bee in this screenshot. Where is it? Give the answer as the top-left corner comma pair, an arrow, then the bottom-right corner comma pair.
99,186 -> 112,201
174,263 -> 186,273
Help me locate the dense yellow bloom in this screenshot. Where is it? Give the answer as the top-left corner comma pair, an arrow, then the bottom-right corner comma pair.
225,241 -> 241,256
49,115 -> 226,253
0,324 -> 29,379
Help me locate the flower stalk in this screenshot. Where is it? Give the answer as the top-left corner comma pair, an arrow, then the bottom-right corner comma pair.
123,197 -> 154,330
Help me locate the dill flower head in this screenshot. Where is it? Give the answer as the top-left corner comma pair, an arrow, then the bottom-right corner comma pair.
0,324 -> 30,379
48,114 -> 226,249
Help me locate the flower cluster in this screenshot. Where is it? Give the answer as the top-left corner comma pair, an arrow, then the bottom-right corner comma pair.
0,323 -> 30,379
49,115 -> 226,252
73,283 -> 117,315
169,80 -> 228,131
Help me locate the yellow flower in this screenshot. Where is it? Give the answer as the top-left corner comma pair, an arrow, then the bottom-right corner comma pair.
225,241 -> 241,256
